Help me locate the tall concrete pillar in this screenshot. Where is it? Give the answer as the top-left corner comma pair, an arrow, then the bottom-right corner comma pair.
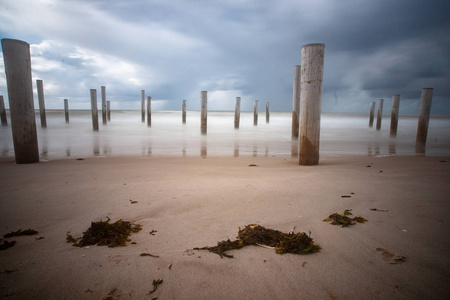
299,43 -> 325,166
90,89 -> 99,131
369,101 -> 376,127
292,65 -> 301,139
182,100 -> 186,124
101,86 -> 107,125
1,39 -> 39,163
415,88 -> 433,153
64,99 -> 69,123
147,96 -> 151,127
0,95 -> 7,126
266,102 -> 270,123
141,90 -> 145,123
201,91 -> 207,135
107,100 -> 111,121
390,95 -> 400,136
376,99 -> 384,130
36,79 -> 47,128
234,97 -> 240,129
253,100 -> 258,126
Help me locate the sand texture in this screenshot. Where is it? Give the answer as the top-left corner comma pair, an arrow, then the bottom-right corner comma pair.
0,155 -> 449,299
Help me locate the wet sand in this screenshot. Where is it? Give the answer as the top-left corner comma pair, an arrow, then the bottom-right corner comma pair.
0,155 -> 449,299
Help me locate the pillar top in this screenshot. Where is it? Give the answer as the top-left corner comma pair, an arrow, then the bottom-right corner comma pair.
301,43 -> 325,49
1,38 -> 29,46
422,87 -> 434,90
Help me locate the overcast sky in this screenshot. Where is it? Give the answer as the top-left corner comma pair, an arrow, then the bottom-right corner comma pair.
1,0 -> 449,114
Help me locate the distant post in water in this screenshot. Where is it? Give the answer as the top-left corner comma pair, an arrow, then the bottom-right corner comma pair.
234,97 -> 241,129
376,99 -> 384,130
107,100 -> 111,121
90,89 -> 99,131
141,90 -> 145,123
101,86 -> 107,125
369,101 -> 376,127
1,39 -> 39,163
201,91 -> 207,135
64,99 -> 69,123
390,95 -> 400,136
182,100 -> 187,124
292,65 -> 301,139
266,102 -> 270,123
0,95 -> 7,126
147,96 -> 151,127
253,100 -> 258,126
36,79 -> 47,128
299,43 -> 325,166
415,88 -> 433,153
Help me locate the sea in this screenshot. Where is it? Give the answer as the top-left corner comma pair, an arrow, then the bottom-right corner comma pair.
1,110 -> 449,161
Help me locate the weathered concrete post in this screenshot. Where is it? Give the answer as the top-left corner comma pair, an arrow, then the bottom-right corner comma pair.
234,97 -> 240,129
376,99 -> 384,130
182,100 -> 187,124
0,96 -> 7,126
253,100 -> 258,126
36,79 -> 47,128
90,89 -> 99,131
107,100 -> 111,121
299,43 -> 325,166
292,65 -> 301,139
390,94 -> 400,136
201,91 -> 207,135
141,90 -> 145,123
1,39 -> 39,163
64,99 -> 69,123
415,88 -> 433,153
147,96 -> 151,127
369,101 -> 376,127
266,102 -> 270,123
101,86 -> 107,125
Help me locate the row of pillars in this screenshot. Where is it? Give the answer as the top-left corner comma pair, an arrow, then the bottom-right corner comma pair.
368,88 -> 433,153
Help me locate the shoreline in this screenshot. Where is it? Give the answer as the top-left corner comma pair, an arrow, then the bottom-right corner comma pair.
1,155 -> 449,299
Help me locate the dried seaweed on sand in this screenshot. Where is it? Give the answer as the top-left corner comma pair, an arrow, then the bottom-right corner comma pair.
66,217 -> 142,247
194,224 -> 320,258
323,209 -> 367,227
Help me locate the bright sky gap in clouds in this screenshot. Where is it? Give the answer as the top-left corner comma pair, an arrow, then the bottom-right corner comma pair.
0,0 -> 449,114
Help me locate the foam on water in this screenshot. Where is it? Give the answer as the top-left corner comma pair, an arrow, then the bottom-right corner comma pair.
1,111 -> 449,160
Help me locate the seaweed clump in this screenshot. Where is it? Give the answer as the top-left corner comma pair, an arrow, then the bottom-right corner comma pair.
3,229 -> 38,238
323,209 -> 367,227
194,224 -> 320,258
66,218 -> 142,247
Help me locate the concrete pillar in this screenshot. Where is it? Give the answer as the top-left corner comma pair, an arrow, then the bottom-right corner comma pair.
107,100 -> 111,121
90,89 -> 99,131
415,88 -> 433,153
201,91 -> 207,135
101,86 -> 107,125
253,100 -> 258,126
234,97 -> 240,129
141,90 -> 145,123
0,95 -> 7,126
292,65 -> 301,139
369,101 -> 376,127
390,94 -> 400,136
36,79 -> 47,128
182,100 -> 187,124
299,43 -> 325,166
147,96 -> 151,127
376,99 -> 384,130
266,102 -> 270,123
64,99 -> 69,123
1,39 -> 39,163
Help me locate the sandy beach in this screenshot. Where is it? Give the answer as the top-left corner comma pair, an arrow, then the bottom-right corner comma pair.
0,155 -> 449,299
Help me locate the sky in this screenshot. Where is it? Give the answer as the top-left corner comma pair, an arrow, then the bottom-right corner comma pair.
0,0 -> 449,114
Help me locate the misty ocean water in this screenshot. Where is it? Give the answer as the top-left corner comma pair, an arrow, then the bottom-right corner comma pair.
1,111 -> 449,161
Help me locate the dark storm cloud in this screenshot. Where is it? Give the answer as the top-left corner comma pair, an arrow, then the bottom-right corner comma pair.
0,0 -> 449,113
